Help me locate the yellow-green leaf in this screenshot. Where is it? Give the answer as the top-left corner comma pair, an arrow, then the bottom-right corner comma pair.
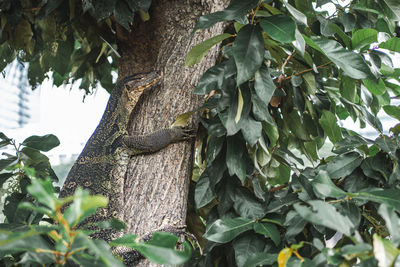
278,248 -> 292,267
185,33 -> 232,66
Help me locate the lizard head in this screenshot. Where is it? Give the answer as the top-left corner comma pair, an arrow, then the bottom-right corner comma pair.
124,70 -> 162,93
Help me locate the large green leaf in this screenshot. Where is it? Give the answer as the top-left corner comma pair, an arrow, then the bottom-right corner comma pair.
226,134 -> 248,183
362,78 -> 386,95
354,188 -> 400,212
195,173 -> 215,209
351,29 -> 377,50
22,134 -> 60,152
319,110 -> 342,144
26,178 -> 56,210
380,38 -> 400,53
232,24 -> 264,86
203,217 -> 254,243
193,0 -> 259,31
326,152 -> 363,179
294,200 -> 356,236
383,105 -> 400,121
254,65 -> 276,106
382,0 -> 400,20
283,0 -> 307,25
310,170 -> 346,199
304,36 -> 372,79
233,234 -> 265,267
260,15 -> 296,43
186,33 -> 232,66
253,222 -> 280,246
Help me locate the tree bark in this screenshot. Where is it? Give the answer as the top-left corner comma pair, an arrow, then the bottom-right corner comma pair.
116,0 -> 228,265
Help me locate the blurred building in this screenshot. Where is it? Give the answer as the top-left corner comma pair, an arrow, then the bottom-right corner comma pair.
0,60 -> 40,130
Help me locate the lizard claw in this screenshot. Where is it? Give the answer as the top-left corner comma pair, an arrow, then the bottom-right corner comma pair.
171,126 -> 196,140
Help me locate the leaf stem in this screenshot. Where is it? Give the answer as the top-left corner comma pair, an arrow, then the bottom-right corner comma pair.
283,61 -> 333,81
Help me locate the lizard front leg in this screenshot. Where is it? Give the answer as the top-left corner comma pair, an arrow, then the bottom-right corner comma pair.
121,126 -> 193,154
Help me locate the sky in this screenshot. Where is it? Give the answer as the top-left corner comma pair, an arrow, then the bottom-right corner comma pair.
4,79 -> 110,164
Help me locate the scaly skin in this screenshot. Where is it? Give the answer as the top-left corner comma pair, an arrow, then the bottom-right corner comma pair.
59,71 -> 190,240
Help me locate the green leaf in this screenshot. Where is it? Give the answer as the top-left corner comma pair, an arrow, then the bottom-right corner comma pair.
380,38 -> 400,53
254,65 -> 276,106
286,110 -> 310,141
195,173 -> 215,209
64,188 -> 108,227
292,29 -> 306,56
362,78 -> 386,96
232,24 -> 264,86
233,188 -> 266,219
241,117 -> 262,146
226,134 -> 248,183
304,36 -> 372,79
352,29 -> 377,50
203,217 -> 255,243
328,23 -> 352,49
233,234 -> 265,267
373,234 -> 400,267
26,178 -> 56,210
340,76 -> 357,102
0,157 -> 18,171
186,33 -> 232,66
260,15 -> 296,43
340,13 -> 356,32
382,0 -> 400,20
378,205 -> 400,246
263,122 -> 279,147
310,170 -> 346,199
294,200 -> 356,236
283,0 -> 307,25
354,188 -> 400,213
383,105 -> 400,121
113,0 -> 134,31
71,233 -> 124,267
0,228 -> 53,255
194,59 -> 235,95
243,252 -> 277,267
326,152 -> 363,179
193,0 -> 259,31
253,222 -> 281,246
319,110 -> 342,144
22,134 -> 60,152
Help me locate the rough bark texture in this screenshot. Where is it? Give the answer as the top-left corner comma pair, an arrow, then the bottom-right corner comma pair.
116,0 -> 228,266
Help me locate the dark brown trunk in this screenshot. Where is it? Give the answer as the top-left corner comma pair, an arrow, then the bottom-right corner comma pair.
116,0 -> 228,266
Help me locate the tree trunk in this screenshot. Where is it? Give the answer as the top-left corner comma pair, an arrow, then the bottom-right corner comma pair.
116,0 -> 227,265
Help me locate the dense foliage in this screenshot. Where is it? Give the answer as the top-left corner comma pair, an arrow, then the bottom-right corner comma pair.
185,0 -> 400,266
0,0 -> 153,93
1,0 -> 400,266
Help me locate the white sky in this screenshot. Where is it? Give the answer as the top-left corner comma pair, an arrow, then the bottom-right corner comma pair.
4,79 -> 110,164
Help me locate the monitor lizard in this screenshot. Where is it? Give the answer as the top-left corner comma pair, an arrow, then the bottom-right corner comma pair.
59,71 -> 191,241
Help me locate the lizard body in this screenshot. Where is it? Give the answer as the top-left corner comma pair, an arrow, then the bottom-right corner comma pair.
59,71 -> 190,239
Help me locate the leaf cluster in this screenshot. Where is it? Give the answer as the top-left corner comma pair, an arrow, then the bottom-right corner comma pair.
185,0 -> 400,266
0,0 -> 152,93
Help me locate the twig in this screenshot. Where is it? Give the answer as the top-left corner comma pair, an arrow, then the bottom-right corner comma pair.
282,61 -> 333,81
